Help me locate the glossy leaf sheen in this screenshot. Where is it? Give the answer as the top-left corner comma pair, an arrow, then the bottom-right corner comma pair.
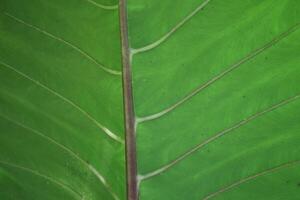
1,0 -> 300,200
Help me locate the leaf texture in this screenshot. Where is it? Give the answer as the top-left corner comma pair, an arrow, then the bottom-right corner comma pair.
1,0 -> 300,200
0,0 -> 125,199
127,0 -> 300,199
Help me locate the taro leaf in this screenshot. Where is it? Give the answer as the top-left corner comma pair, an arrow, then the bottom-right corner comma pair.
1,0 -> 300,200
0,0 -> 125,200
128,0 -> 300,199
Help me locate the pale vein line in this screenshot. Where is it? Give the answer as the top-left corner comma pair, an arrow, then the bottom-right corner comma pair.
138,94 -> 300,181
130,0 -> 212,54
4,12 -> 121,76
136,23 -> 300,123
202,160 -> 300,200
0,114 -> 120,200
88,165 -> 120,200
0,160 -> 82,200
84,0 -> 119,10
0,61 -> 124,143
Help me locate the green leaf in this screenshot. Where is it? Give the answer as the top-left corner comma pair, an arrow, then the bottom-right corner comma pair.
128,0 -> 300,199
0,0 -> 125,200
1,0 -> 300,200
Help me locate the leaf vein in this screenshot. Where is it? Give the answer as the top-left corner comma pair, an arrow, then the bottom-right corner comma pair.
202,160 -> 300,200
139,93 -> 300,181
0,160 -> 83,200
131,0 -> 211,54
84,0 -> 119,10
0,114 -> 119,200
136,23 -> 300,123
0,61 -> 124,143
4,12 -> 121,76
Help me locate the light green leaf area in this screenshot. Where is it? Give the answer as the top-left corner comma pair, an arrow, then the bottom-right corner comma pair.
128,0 -> 300,199
0,0 -> 125,200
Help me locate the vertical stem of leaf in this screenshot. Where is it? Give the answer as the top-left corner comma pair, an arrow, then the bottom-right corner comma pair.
119,1 -> 138,200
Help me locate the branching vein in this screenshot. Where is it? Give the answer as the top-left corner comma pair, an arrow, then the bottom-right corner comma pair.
136,23 -> 300,123
138,94 -> 300,181
0,61 -> 124,143
131,0 -> 211,54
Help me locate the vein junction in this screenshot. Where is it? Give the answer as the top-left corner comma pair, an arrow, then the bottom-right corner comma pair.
2,4 -> 122,199
130,0 -> 212,54
128,0 -> 300,197
138,93 -> 300,181
136,23 -> 300,123
134,24 -> 300,185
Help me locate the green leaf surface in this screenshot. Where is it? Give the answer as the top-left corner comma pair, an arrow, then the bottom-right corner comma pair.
127,0 -> 300,199
0,0 -> 125,200
1,0 -> 300,200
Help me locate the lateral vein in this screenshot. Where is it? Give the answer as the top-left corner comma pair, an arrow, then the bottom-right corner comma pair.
136,23 -> 300,123
138,94 -> 300,181
84,0 -> 119,10
0,114 -> 120,200
0,61 -> 124,143
202,160 -> 300,200
0,160 -> 82,200
131,0 -> 211,54
4,12 -> 121,76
